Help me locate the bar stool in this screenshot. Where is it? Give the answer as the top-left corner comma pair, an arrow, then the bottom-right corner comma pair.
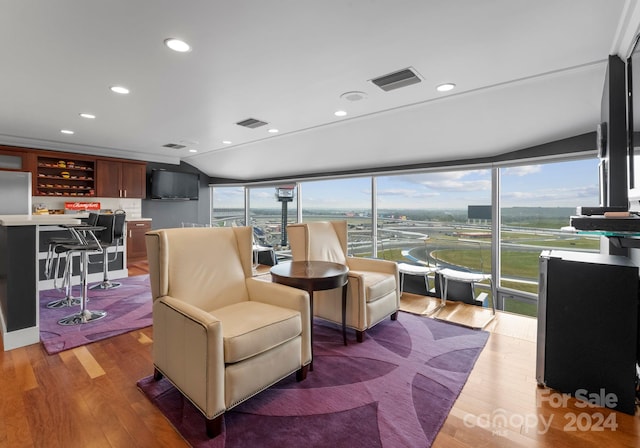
397,262 -> 438,295
89,212 -> 126,290
45,213 -> 99,308
57,224 -> 107,326
433,267 -> 495,329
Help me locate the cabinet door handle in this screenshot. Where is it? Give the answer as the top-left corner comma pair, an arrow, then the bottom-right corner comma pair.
129,230 -> 132,238
124,189 -> 127,198
135,223 -> 145,226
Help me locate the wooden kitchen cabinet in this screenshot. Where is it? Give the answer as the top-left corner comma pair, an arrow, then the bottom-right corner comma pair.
126,219 -> 151,262
96,159 -> 146,198
0,145 -> 36,173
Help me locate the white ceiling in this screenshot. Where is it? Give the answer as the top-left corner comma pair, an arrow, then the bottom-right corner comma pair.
2,0 -> 640,181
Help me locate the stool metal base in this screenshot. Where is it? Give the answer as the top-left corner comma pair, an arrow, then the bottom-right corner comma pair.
424,301 -> 447,317
58,309 -> 107,326
433,312 -> 496,330
89,280 -> 121,290
434,268 -> 496,330
47,296 -> 82,309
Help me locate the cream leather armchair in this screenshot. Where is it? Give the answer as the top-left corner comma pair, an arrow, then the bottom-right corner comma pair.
146,227 -> 311,438
288,221 -> 399,342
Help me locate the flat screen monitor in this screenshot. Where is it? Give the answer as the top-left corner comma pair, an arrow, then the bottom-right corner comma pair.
150,169 -> 199,200
627,34 -> 640,207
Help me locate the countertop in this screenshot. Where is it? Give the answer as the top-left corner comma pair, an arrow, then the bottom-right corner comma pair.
0,214 -> 82,226
34,212 -> 151,222
0,214 -> 151,226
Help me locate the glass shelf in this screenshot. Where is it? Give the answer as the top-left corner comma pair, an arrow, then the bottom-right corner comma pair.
562,226 -> 640,248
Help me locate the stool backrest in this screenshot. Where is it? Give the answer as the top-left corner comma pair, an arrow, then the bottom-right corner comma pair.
113,213 -> 126,240
87,212 -> 99,226
95,213 -> 126,245
95,214 -> 116,245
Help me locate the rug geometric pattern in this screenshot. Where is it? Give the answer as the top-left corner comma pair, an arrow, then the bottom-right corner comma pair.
137,312 -> 489,447
39,274 -> 152,354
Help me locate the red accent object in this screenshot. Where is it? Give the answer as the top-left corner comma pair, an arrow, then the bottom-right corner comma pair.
64,201 -> 101,211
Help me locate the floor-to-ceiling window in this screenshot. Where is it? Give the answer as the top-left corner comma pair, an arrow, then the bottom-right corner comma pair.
376,169 -> 493,275
498,158 -> 600,316
375,169 -> 494,307
211,155 -> 600,317
248,185 -> 298,249
300,178 -> 373,256
211,186 -> 245,227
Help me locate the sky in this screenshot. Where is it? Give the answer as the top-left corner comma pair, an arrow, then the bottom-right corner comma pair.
213,158 -> 601,210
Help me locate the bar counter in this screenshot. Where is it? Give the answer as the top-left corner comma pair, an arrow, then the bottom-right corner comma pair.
0,214 -> 83,350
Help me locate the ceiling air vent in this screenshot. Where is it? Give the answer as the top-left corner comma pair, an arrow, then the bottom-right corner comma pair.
162,143 -> 187,149
370,67 -> 422,92
236,118 -> 268,129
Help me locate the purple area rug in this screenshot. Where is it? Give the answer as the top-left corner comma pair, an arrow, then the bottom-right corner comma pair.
137,312 -> 489,447
39,275 -> 152,354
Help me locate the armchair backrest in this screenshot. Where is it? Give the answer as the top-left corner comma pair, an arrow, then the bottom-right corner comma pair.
146,226 -> 253,310
288,221 -> 348,264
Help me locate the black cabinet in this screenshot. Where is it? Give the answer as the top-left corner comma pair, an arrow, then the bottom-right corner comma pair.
537,250 -> 639,414
0,226 -> 37,331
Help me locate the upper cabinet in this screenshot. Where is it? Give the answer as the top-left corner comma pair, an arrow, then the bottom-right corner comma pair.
0,146 -> 36,172
96,159 -> 146,198
1,146 -> 147,198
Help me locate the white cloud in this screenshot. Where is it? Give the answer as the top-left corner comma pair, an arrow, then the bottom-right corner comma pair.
398,170 -> 491,192
254,191 -> 274,199
377,188 -> 440,198
503,165 -> 542,176
501,185 -> 599,205
421,179 -> 491,192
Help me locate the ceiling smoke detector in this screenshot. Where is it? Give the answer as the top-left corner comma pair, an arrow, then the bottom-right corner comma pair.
236,118 -> 268,129
370,67 -> 422,92
162,143 -> 187,149
340,91 -> 367,102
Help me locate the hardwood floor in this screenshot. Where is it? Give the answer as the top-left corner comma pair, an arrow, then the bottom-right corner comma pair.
0,264 -> 638,447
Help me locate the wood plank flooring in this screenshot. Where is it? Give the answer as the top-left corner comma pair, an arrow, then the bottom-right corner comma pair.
0,263 -> 638,447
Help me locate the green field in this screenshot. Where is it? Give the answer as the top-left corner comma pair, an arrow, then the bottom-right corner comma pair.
376,233 -> 599,318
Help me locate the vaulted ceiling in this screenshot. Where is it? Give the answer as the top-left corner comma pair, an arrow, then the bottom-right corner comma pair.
2,1 -> 640,181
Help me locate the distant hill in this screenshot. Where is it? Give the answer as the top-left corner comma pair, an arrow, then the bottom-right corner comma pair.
500,207 -> 575,218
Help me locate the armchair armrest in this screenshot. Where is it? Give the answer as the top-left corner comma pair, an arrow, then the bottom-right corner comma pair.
158,295 -> 220,326
245,278 -> 312,366
347,257 -> 401,309
153,295 -> 225,419
347,257 -> 399,275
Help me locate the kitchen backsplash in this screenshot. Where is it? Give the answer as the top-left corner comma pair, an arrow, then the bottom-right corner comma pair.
33,197 -> 142,219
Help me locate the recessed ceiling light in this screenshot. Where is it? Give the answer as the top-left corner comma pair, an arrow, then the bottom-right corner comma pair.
188,149 -> 198,153
334,110 -> 347,117
60,129 -> 74,135
110,85 -> 130,94
268,128 -> 279,133
79,113 -> 96,119
222,140 -> 232,145
436,83 -> 456,92
164,38 -> 191,53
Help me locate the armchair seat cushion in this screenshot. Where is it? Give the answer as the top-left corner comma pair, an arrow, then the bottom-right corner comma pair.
213,301 -> 302,364
351,270 -> 397,303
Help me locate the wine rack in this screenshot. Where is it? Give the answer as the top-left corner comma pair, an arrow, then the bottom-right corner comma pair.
36,156 -> 95,197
